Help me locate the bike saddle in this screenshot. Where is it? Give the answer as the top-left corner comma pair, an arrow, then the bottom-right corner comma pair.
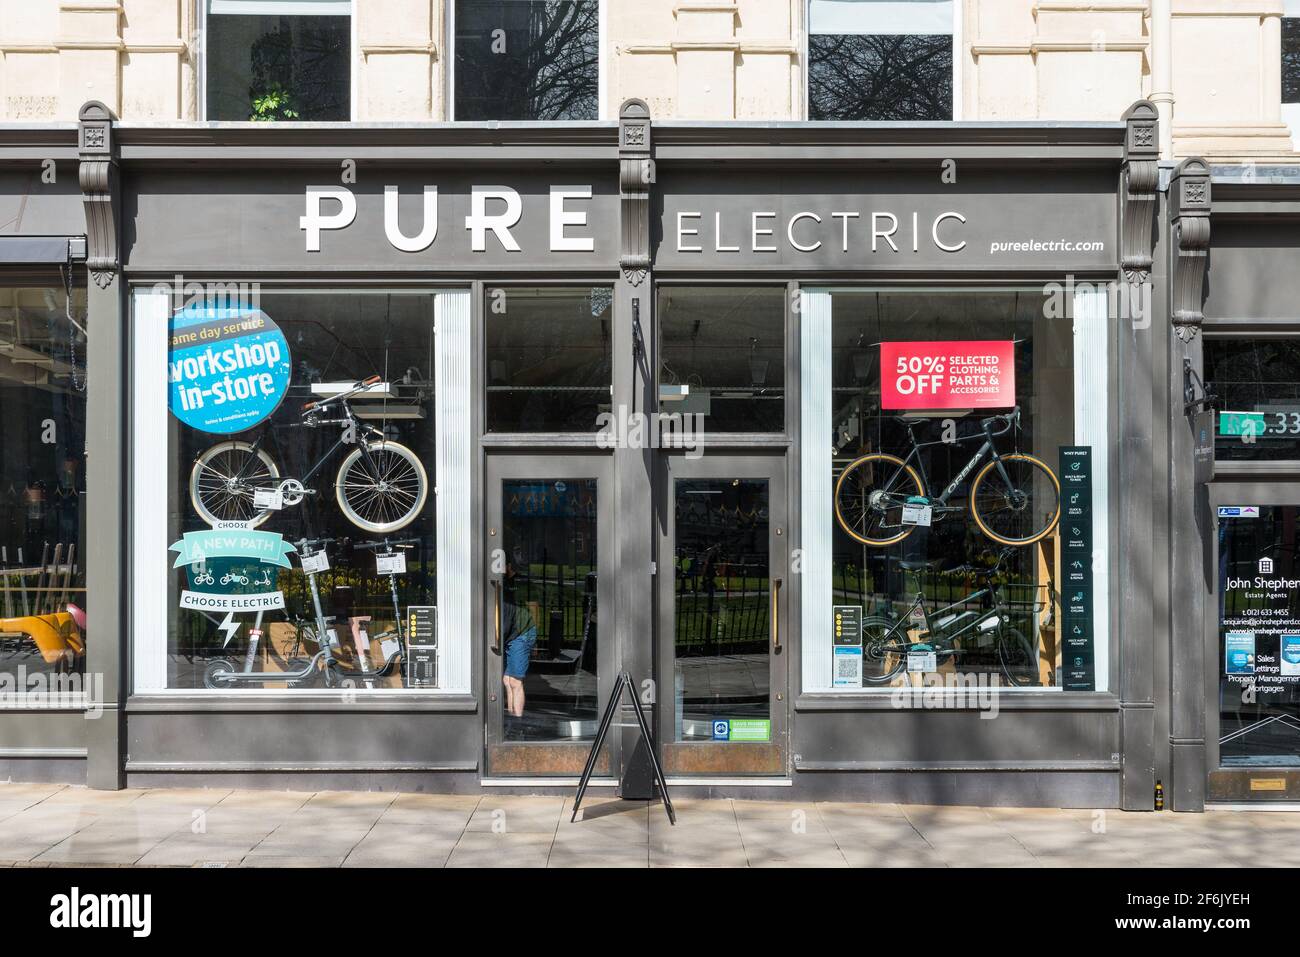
897,558 -> 945,572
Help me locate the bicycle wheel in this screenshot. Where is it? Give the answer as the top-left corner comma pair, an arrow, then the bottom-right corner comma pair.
190,441 -> 281,528
968,453 -> 1060,546
996,626 -> 1040,687
335,440 -> 429,533
861,616 -> 909,684
834,453 -> 924,547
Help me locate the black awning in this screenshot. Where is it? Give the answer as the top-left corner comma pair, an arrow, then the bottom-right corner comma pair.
0,236 -> 84,264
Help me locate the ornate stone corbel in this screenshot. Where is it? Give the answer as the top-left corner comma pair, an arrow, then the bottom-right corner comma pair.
78,100 -> 119,289
618,99 -> 652,286
1170,158 -> 1212,342
1120,100 -> 1159,284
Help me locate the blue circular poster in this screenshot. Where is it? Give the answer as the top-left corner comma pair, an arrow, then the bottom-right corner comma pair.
168,305 -> 292,434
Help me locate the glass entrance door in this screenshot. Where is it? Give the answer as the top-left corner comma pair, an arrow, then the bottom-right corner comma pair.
656,455 -> 788,775
1210,492 -> 1300,801
485,455 -> 613,776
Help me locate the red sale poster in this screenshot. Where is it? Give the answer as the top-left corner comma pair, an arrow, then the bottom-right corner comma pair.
879,340 -> 1016,410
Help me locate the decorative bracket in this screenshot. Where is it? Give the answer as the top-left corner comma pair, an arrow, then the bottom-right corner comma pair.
618,98 -> 652,286
1170,158 -> 1212,342
1120,100 -> 1159,284
78,100 -> 119,289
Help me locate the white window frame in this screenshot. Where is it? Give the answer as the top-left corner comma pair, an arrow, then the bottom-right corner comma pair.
802,0 -> 962,121
447,0 -> 607,122
130,285 -> 473,696
197,0 -> 357,123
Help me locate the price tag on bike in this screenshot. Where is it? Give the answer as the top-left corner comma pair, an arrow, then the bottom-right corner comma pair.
901,502 -> 932,527
907,650 -> 937,673
376,551 -> 406,575
300,550 -> 330,574
253,486 -> 284,511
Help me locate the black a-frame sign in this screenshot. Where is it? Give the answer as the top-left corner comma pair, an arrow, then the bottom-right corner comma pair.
571,672 -> 676,825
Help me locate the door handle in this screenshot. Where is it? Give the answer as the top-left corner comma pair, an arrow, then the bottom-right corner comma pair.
490,579 -> 502,655
771,577 -> 782,652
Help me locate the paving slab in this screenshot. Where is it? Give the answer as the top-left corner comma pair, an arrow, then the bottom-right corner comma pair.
2,783 -> 1298,868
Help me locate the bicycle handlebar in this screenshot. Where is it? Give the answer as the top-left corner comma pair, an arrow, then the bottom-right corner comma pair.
301,376 -> 384,414
353,537 -> 420,552
980,407 -> 1020,438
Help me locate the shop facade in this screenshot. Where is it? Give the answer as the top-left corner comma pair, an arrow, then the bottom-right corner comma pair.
0,99 -> 1294,810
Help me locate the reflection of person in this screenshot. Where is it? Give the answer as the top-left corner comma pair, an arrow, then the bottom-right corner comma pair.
501,563 -> 537,720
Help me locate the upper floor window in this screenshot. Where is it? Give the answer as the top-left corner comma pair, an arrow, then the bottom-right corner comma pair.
808,0 -> 954,121
453,0 -> 599,120
1284,2 -> 1300,139
205,0 -> 352,121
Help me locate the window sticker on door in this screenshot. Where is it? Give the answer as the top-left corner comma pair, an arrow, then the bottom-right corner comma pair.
712,718 -> 770,742
1281,635 -> 1300,677
1225,632 -> 1256,675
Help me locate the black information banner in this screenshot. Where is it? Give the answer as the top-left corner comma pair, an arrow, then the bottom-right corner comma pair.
405,605 -> 437,688
1059,446 -> 1095,691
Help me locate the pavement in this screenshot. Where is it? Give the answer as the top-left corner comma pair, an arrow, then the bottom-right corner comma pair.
0,782 -> 1296,867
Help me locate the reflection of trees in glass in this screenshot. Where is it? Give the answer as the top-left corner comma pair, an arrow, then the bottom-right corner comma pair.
456,0 -> 598,120
809,34 -> 953,121
1285,19 -> 1300,103
248,18 -> 349,121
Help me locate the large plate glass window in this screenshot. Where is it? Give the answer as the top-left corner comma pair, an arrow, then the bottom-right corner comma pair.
454,0 -> 599,120
205,0 -> 351,121
657,286 -> 786,433
133,288 -> 474,694
808,0 -> 955,121
800,287 -> 1111,694
485,286 -> 612,433
0,280 -> 88,688
1206,338 -> 1300,461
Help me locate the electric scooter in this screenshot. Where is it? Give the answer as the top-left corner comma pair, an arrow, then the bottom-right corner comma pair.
202,537 -> 402,689
352,537 -> 419,681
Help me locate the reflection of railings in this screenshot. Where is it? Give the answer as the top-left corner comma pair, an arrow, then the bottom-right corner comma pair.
0,542 -> 81,619
512,569 -> 596,656
674,558 -> 771,654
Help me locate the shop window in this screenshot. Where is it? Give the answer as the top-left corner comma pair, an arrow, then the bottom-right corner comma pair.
1284,4 -> 1300,141
808,0 -> 954,121
1218,505 -> 1300,766
0,284 -> 88,687
657,286 -> 786,433
453,0 -> 599,121
133,288 -> 473,693
1206,338 -> 1300,462
205,0 -> 351,122
800,287 -> 1111,693
485,286 -> 613,432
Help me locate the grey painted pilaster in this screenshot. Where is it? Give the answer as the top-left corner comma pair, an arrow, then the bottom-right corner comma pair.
1117,102 -> 1159,809
1167,158 -> 1212,810
614,100 -> 656,791
78,101 -> 125,789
